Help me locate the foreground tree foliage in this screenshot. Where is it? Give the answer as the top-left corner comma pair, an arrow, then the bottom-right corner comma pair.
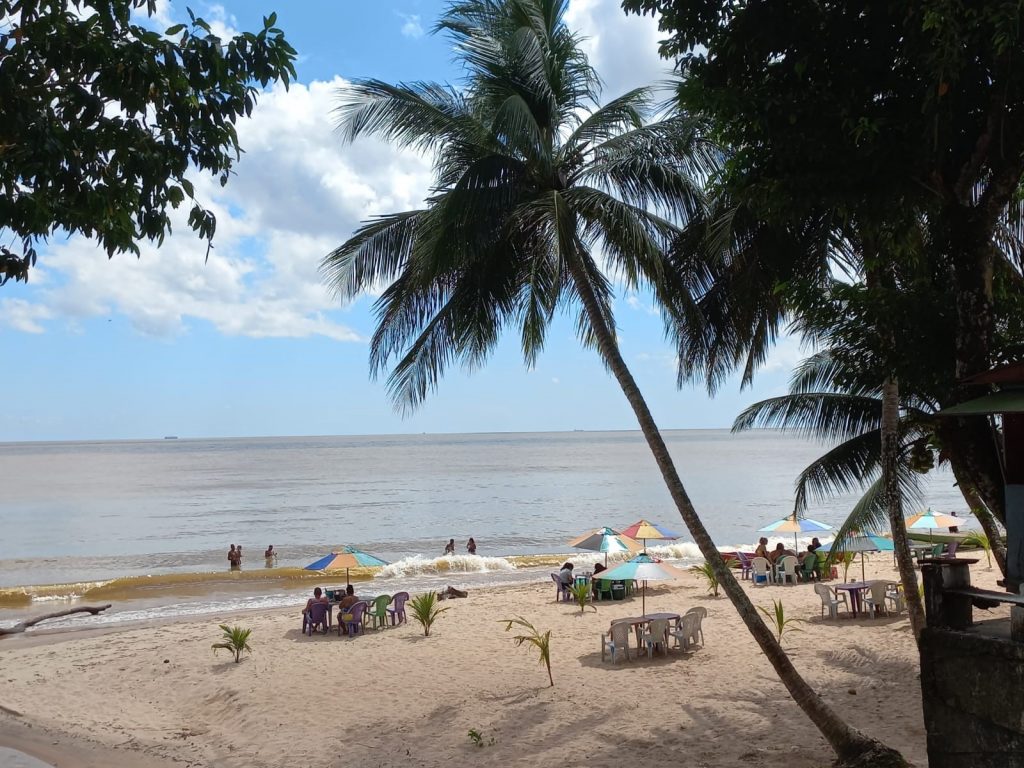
624,1 -> 1024,566
323,1 -> 905,764
0,0 -> 297,284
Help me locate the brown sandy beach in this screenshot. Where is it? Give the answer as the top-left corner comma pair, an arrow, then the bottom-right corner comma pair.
0,559 -> 1008,768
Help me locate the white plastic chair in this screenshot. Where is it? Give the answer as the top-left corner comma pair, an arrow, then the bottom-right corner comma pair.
777,556 -> 799,585
670,612 -> 702,651
601,622 -> 632,663
885,581 -> 906,614
642,619 -> 670,658
814,583 -> 847,619
862,580 -> 892,618
751,557 -> 772,585
684,606 -> 707,645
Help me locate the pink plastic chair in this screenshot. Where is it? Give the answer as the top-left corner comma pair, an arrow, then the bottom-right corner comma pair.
387,592 -> 410,626
339,601 -> 368,638
304,602 -> 330,636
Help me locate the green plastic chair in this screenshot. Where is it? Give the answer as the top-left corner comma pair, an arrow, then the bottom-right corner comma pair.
800,556 -> 817,582
624,579 -> 635,596
368,594 -> 392,629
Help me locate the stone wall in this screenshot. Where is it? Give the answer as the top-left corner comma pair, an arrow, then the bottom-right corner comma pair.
920,626 -> 1024,767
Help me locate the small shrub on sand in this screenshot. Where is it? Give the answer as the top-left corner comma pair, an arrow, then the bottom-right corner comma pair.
212,624 -> 252,663
567,581 -> 596,613
409,591 -> 449,637
758,600 -> 802,646
500,616 -> 553,687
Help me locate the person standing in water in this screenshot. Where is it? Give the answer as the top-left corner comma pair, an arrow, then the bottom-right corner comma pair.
228,544 -> 237,570
444,539 -> 455,555
467,538 -> 477,555
264,545 -> 277,567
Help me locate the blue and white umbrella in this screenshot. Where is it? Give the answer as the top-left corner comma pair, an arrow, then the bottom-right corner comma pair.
596,552 -> 687,616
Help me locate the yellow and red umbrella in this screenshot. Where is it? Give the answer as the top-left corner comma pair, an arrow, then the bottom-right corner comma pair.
304,545 -> 389,585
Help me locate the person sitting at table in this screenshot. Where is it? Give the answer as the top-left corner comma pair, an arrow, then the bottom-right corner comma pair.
754,537 -> 769,559
337,585 -> 360,635
302,587 -> 330,632
338,584 -> 358,610
808,537 -> 822,553
558,561 -> 574,587
593,562 -> 606,575
769,543 -> 797,563
797,546 -> 821,577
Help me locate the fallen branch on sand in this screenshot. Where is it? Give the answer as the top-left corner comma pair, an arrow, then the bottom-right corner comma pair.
0,604 -> 112,637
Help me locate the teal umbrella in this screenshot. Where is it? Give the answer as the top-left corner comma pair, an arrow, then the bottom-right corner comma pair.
596,552 -> 686,616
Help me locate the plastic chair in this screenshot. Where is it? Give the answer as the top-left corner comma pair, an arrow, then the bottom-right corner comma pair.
642,618 -> 670,658
777,556 -> 799,585
945,540 -> 960,557
885,582 -> 906,614
387,592 -> 409,626
751,557 -> 772,585
800,556 -> 818,582
814,583 -> 847,619
601,622 -> 632,663
368,594 -> 392,629
551,573 -> 571,602
684,606 -> 707,645
304,601 -> 330,636
669,613 -> 701,651
593,579 -> 612,601
862,581 -> 891,618
338,601 -> 368,637
734,552 -> 752,580
624,579 -> 635,596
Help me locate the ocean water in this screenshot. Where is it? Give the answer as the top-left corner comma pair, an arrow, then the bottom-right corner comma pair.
0,430 -> 967,626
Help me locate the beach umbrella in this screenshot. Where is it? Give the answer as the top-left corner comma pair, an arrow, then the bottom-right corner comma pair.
905,509 -> 965,543
567,527 -> 642,566
595,552 -> 686,616
304,545 -> 389,586
619,519 -> 680,552
821,534 -> 894,581
758,514 -> 833,552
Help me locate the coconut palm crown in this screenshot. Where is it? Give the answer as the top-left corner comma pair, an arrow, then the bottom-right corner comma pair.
323,0 -> 714,406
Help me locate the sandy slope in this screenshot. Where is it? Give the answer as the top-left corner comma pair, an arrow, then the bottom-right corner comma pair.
0,557 -> 1008,768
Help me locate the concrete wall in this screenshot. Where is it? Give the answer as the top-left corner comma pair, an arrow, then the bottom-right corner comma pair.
920,626 -> 1024,767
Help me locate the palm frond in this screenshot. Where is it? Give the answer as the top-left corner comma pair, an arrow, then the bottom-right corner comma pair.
732,393 -> 883,443
321,210 -> 423,301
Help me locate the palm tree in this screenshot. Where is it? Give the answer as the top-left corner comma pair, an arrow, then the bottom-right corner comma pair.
322,2 -> 904,764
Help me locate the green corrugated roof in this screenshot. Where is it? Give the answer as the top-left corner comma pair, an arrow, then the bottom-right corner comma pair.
939,390 -> 1024,415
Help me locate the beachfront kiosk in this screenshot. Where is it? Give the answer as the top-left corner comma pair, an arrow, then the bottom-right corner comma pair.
919,361 -> 1024,768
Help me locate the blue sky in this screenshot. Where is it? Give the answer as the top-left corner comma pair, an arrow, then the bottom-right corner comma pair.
0,0 -> 802,442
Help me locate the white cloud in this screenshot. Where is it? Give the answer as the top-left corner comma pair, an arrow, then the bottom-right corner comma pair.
565,0 -> 671,100
24,77 -> 434,341
0,299 -> 52,333
204,4 -> 239,40
399,13 -> 424,39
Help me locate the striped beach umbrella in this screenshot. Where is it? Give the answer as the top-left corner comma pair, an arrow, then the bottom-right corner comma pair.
620,519 -> 680,551
304,545 -> 389,585
758,514 -> 833,552
567,527 -> 642,565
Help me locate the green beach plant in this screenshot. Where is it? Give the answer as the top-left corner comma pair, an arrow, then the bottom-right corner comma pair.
758,600 -> 803,647
691,559 -> 729,596
500,616 -> 552,687
963,531 -> 992,568
211,624 -> 252,663
409,591 -> 449,637
567,581 -> 597,613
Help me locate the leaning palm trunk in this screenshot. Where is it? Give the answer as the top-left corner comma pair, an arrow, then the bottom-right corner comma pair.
880,377 -> 925,639
949,461 -> 1007,576
565,254 -> 905,766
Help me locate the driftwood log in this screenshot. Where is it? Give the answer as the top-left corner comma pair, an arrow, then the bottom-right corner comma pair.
0,604 -> 112,637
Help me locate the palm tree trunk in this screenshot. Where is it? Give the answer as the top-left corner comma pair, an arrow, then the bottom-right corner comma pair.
564,255 -> 905,766
880,377 -> 925,639
949,462 -> 1007,575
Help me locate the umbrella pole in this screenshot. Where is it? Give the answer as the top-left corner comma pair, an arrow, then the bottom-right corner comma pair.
861,553 -> 866,582
642,580 -> 646,617
346,567 -> 350,587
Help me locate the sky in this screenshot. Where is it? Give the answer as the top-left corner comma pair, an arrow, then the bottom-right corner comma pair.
0,0 -> 805,442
